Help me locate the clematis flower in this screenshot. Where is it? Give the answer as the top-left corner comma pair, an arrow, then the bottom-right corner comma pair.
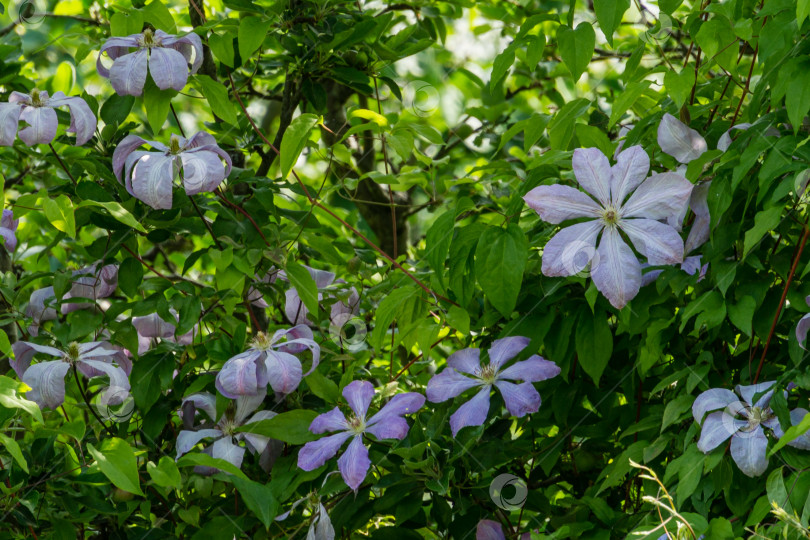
176,389 -> 277,473
133,309 -> 196,354
216,325 -> 320,398
426,336 -> 560,436
297,380 -> 425,490
0,209 -> 19,252
0,90 -> 96,146
692,381 -> 794,477
10,341 -> 130,409
475,520 -> 532,540
96,28 -> 203,96
524,146 -> 693,309
795,297 -> 810,350
112,132 -> 232,210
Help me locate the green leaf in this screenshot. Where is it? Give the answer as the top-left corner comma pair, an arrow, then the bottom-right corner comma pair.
800,0 -> 810,28
176,452 -> 249,479
547,98 -> 590,150
238,16 -> 272,61
76,200 -> 146,232
110,10 -> 144,37
425,210 -> 455,288
786,62 -> 810,133
694,18 -> 737,72
371,286 -> 421,349
42,195 -> 76,238
743,206 -> 782,257
143,80 -> 174,135
664,68 -> 696,109
0,330 -> 11,358
305,369 -> 340,403
557,22 -> 595,81
197,74 -> 238,125
279,113 -> 320,181
490,43 -> 516,88
661,394 -> 693,431
146,456 -> 182,489
142,0 -> 176,33
118,257 -> 144,298
235,409 -> 319,444
0,376 -> 43,423
594,0 -> 629,47
727,296 -> 756,336
608,80 -> 651,127
575,309 -> 613,386
208,32 -> 235,67
87,438 -> 144,496
100,93 -> 135,126
474,224 -> 528,317
770,413 -> 810,455
285,261 -> 320,318
0,433 -> 28,473
229,476 -> 278,529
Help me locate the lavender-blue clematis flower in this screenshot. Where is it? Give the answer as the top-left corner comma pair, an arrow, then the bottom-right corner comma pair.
10,341 -> 130,409
692,381 -> 800,477
0,209 -> 19,252
297,380 -> 425,490
0,90 -> 96,146
426,336 -> 560,436
216,326 -> 320,398
524,146 -> 693,309
476,519 -> 531,540
133,309 -> 196,354
112,132 -> 232,209
97,28 -> 203,96
176,389 -> 276,473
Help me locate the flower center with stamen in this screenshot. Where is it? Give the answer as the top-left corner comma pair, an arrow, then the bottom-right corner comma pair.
64,342 -> 80,363
139,28 -> 160,48
347,414 -> 365,434
169,135 -> 182,155
476,364 -> 498,384
602,206 -> 620,227
30,89 -> 44,107
250,331 -> 271,351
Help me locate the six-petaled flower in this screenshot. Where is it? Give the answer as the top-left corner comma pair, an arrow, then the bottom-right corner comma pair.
0,90 -> 96,147
426,336 -> 560,436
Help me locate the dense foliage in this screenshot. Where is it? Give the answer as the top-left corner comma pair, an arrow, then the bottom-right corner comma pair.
2,0 -> 810,538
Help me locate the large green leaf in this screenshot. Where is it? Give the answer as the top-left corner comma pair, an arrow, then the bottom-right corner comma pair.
594,0 -> 629,46
197,75 -> 238,125
474,224 -> 528,317
238,16 -> 272,61
557,22 -> 595,81
235,409 -> 318,444
279,114 -> 320,181
285,261 -> 320,319
575,308 -> 613,386
87,438 -> 144,496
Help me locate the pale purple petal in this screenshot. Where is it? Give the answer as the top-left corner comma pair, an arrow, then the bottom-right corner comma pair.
309,503 -> 335,540
523,184 -> 602,224
216,349 -> 266,398
309,407 -> 349,434
112,134 -> 148,181
781,408 -> 810,450
77,359 -> 130,401
131,153 -> 176,210
342,380 -> 375,418
22,360 -> 70,409
426,368 -> 482,402
449,387 -> 491,436
366,392 -> 425,436
658,113 -> 708,163
541,221 -> 603,277
337,435 -> 371,490
610,145 -> 650,206
1,209 -> 17,231
488,336 -> 530,370
798,313 -> 810,349
148,47 -> 190,92
47,94 -> 96,146
365,417 -> 409,440
110,49 -> 149,96
180,149 -> 226,195
591,226 -> 641,309
692,388 -> 738,423
234,388 -> 267,424
717,123 -> 751,152
96,35 -> 139,78
211,437 -> 246,469
18,106 -> 57,146
0,226 -> 17,252
241,410 -> 277,454
264,350 -> 303,395
11,341 -> 63,378
446,348 -> 481,375
477,519 -> 506,540
498,355 -> 560,382
621,172 -> 693,223
285,288 -> 313,326
681,256 -> 707,280
684,181 -> 711,254
572,147 -> 612,206
298,431 -> 352,471
133,312 -> 177,339
697,411 -> 745,452
0,102 -> 21,146
730,428 -> 769,477
736,381 -> 777,408
181,392 -> 217,421
621,218 -> 684,265
495,380 -> 541,417
176,429 -> 222,458
26,287 -> 58,327
160,31 -> 204,74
